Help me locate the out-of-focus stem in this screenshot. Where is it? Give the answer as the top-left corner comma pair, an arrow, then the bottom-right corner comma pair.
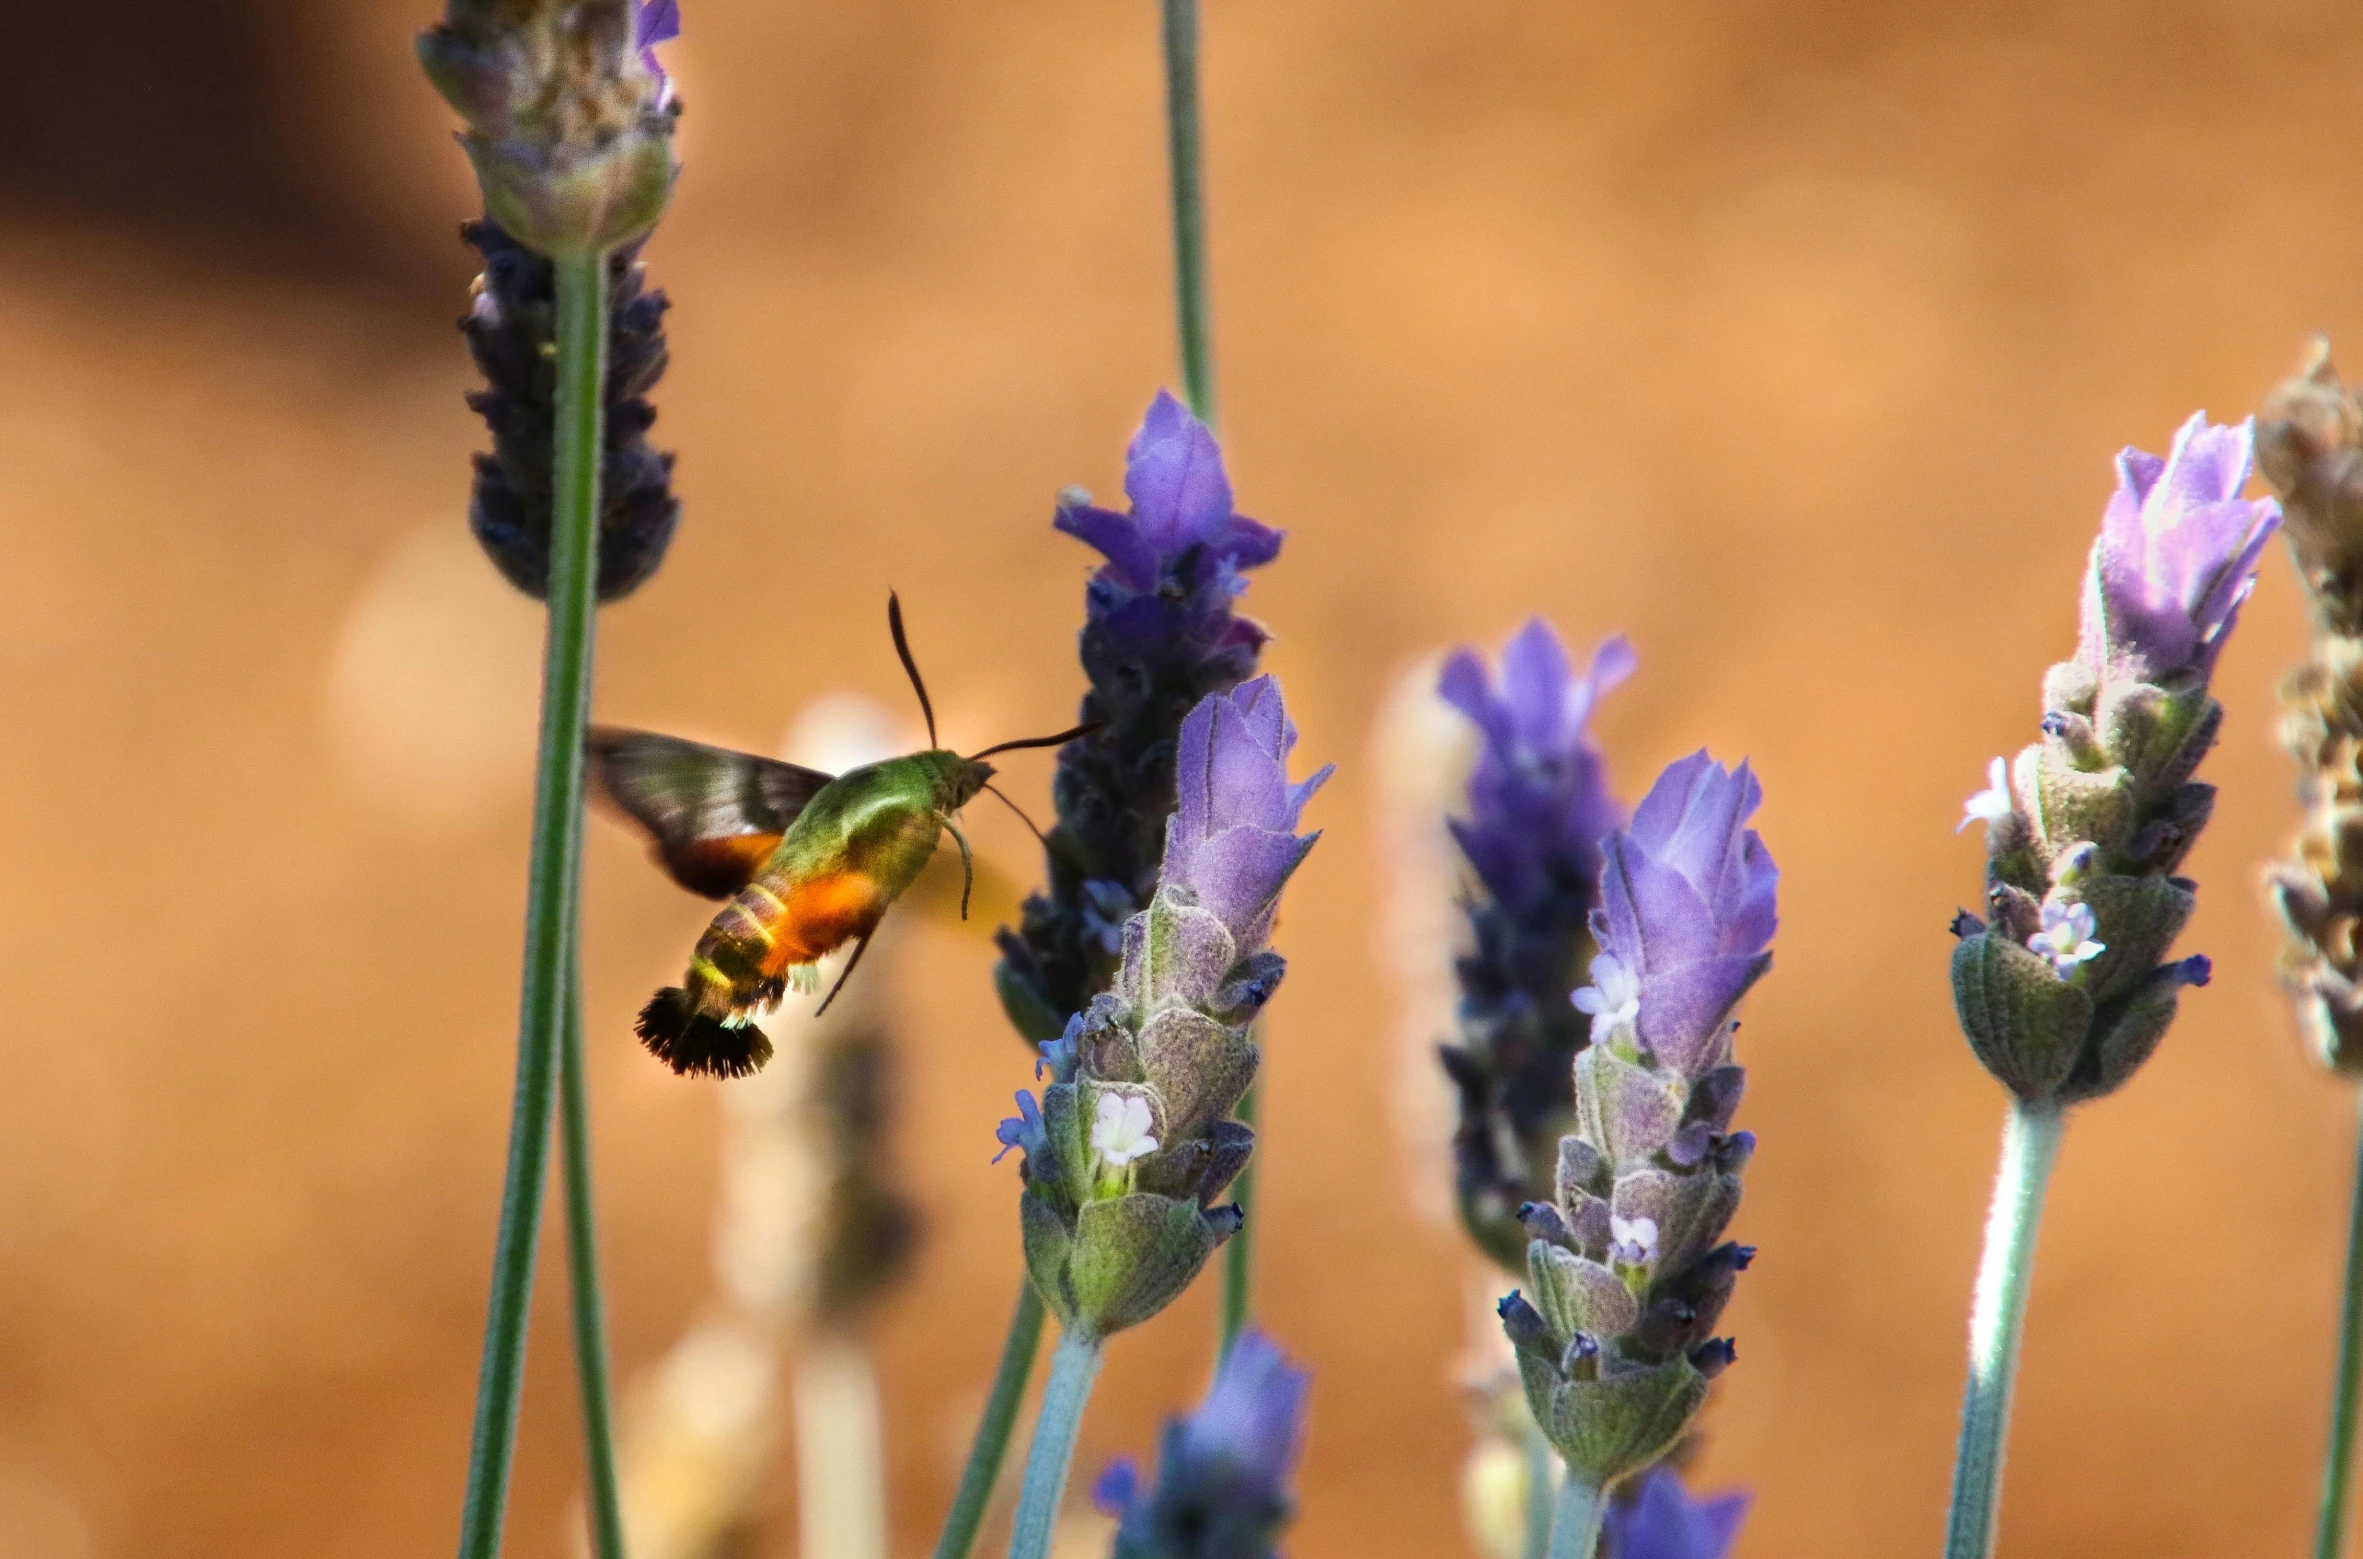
561,954 -> 627,1559
1521,1423 -> 1554,1559
455,248 -> 610,1559
1544,1473 -> 1602,1559
1219,1076 -> 1257,1357
795,1336 -> 888,1559
1942,1101 -> 2065,1559
1159,0 -> 1217,426
1006,1328 -> 1105,1559
931,1282 -> 1049,1559
2317,1087 -> 2363,1559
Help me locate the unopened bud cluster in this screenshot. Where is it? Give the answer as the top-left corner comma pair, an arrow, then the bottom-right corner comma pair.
1951,415 -> 2276,1102
2258,343 -> 2363,1073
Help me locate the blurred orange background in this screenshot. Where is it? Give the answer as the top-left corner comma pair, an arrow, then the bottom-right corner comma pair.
6,2 -> 2362,1555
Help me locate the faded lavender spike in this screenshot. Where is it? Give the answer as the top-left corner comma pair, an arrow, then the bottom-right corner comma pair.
1949,412 -> 2274,1102
1436,621 -> 1635,1269
2259,341 -> 2363,1073
417,0 -> 681,257
1499,752 -> 1773,1490
460,219 -> 680,601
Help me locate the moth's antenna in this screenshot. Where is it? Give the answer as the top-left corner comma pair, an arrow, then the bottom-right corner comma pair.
969,720 -> 1102,762
982,781 -> 1050,847
887,591 -> 938,748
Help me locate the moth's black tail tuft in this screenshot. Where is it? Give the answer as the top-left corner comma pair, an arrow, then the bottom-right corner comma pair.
634,987 -> 774,1078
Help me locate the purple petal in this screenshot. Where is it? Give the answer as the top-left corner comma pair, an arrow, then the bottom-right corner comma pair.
1499,618 -> 1576,749
638,0 -> 682,45
1124,389 -> 1235,551
1091,1457 -> 1140,1519
1055,498 -> 1160,592
1605,1469 -> 1750,1559
1636,954 -> 1766,1074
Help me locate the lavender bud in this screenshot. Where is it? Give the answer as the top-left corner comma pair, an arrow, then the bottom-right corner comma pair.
459,220 -> 680,601
1951,413 -> 2276,1101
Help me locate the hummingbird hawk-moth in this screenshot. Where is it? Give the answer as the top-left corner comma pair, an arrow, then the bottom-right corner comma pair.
589,594 -> 1090,1078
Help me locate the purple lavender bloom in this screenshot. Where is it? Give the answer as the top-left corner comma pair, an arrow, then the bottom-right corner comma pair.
1586,753 -> 1778,1078
637,0 -> 682,101
1094,1329 -> 1309,1559
1164,676 -> 1333,956
1602,1469 -> 1750,1559
1440,621 -> 1635,917
1057,391 -> 1284,603
997,393 -> 1288,1039
2079,413 -> 2281,686
1436,620 -> 1635,1269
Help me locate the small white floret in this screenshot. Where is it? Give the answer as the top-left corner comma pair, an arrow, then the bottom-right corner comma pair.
1091,1092 -> 1160,1169
1608,1214 -> 1660,1267
2027,900 -> 2106,979
1958,757 -> 2015,835
1571,952 -> 1642,1046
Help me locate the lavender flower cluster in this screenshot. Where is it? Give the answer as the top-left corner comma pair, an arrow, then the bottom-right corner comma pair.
1950,416 -> 2278,1102
1500,754 -> 1775,1487
997,393 -> 1286,1041
999,677 -> 1328,1339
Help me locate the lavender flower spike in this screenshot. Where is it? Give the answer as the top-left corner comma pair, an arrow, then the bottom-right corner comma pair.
1164,676 -> 1332,957
1952,410 -> 2268,1105
1003,680 -> 1324,1339
1435,621 -> 1635,1269
1093,1328 -> 1310,1559
2079,413 -> 2281,688
1503,752 -> 1774,1492
997,392 -> 1286,1040
1601,1468 -> 1749,1559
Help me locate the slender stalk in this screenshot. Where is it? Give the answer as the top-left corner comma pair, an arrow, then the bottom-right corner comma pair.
560,954 -> 627,1559
1544,1472 -> 1603,1559
932,1281 -> 1049,1559
2318,1087 -> 2363,1559
1159,0 -> 1217,426
1521,1423 -> 1555,1559
1006,1328 -> 1105,1559
1942,1101 -> 2065,1559
453,249 -> 611,1559
1218,1075 -> 1258,1356
796,1336 -> 889,1559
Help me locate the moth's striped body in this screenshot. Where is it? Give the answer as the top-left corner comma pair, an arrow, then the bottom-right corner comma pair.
681,749 -> 981,1009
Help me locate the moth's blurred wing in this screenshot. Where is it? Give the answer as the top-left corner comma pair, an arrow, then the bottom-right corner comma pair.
587,727 -> 834,898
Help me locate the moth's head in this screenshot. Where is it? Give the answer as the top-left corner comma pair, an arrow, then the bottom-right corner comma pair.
950,756 -> 995,810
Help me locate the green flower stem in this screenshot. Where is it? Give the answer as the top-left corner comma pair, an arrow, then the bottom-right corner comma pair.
561,954 -> 627,1559
1218,1075 -> 1258,1356
1006,1328 -> 1106,1559
1160,0 -> 1217,426
1521,1423 -> 1556,1559
1942,1100 -> 2065,1559
1544,1471 -> 1604,1559
453,248 -> 611,1559
2317,1085 -> 2363,1559
931,1281 -> 1049,1559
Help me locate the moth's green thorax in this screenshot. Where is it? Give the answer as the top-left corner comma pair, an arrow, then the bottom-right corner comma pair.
768,748 -> 996,908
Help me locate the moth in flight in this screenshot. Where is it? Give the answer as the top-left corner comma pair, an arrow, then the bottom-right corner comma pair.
589,594 -> 1090,1078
